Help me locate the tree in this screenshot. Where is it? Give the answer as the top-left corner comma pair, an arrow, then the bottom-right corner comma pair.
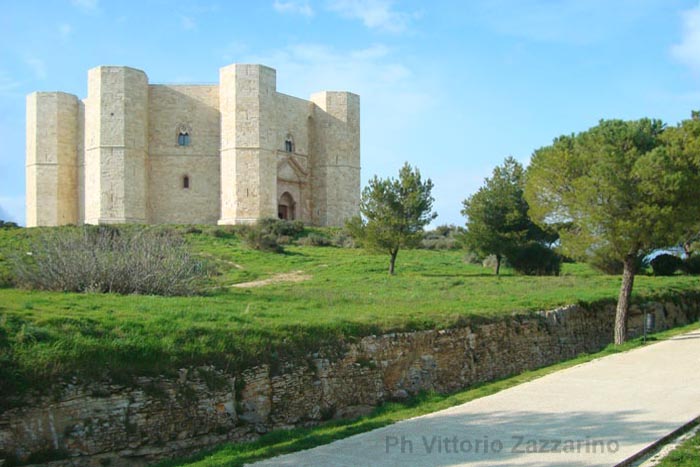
461,157 -> 552,275
675,113 -> 700,256
525,117 -> 700,344
679,227 -> 700,257
348,162 -> 437,274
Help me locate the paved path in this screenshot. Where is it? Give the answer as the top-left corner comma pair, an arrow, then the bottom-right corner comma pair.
248,330 -> 700,467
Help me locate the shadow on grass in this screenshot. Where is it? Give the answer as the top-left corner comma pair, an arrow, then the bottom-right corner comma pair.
155,418 -> 396,467
280,250 -> 305,257
420,272 -> 509,278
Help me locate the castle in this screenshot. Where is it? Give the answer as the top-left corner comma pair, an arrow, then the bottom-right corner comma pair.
26,64 -> 360,227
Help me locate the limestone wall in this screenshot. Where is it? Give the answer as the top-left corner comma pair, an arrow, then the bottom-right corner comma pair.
148,85 -> 220,224
1,296 -> 698,467
273,93 -> 311,156
77,100 -> 85,225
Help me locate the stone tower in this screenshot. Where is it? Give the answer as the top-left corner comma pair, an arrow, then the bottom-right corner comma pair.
26,92 -> 79,226
84,66 -> 149,224
218,64 -> 278,225
310,91 -> 361,226
26,63 -> 360,227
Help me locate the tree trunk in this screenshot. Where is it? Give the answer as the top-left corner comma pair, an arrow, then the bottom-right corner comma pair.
389,250 -> 398,275
614,254 -> 636,345
495,254 -> 501,276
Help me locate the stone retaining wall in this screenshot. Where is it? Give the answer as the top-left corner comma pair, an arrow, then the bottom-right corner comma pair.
1,295 -> 698,467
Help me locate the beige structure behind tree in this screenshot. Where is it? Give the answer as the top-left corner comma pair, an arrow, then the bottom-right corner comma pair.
26,64 -> 360,227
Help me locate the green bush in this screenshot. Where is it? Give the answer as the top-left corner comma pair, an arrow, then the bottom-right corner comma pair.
239,225 -> 282,253
589,251 -> 647,275
421,237 -> 458,250
508,242 -> 562,276
330,229 -> 356,248
257,218 -> 305,238
650,253 -> 683,276
0,220 -> 19,229
462,251 -> 482,265
277,235 -> 294,245
421,224 -> 464,250
211,226 -> 236,239
482,254 -> 506,270
683,255 -> 700,274
0,253 -> 13,288
236,219 -> 308,252
296,233 -> 332,247
12,226 -> 209,295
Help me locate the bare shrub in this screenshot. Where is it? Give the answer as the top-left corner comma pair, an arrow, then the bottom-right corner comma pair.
421,237 -> 458,250
295,233 -> 332,247
237,224 -> 283,253
462,251 -> 482,265
13,226 -> 208,296
330,229 -> 356,248
421,224 -> 463,250
237,219 -> 306,253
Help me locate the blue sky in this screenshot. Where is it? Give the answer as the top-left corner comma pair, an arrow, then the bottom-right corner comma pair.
1,0 -> 699,226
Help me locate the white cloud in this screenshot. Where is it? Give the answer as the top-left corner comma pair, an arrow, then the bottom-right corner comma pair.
71,0 -> 98,11
325,0 -> 414,33
244,43 -> 417,98
25,57 -> 47,80
181,15 -> 197,30
671,5 -> 700,74
273,0 -> 314,17
242,42 -> 439,186
59,23 -> 73,39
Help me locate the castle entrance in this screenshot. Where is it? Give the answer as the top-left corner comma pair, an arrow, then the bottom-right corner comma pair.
278,192 -> 296,220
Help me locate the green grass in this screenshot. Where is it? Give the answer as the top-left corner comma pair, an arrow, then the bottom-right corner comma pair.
157,322 -> 700,467
0,225 -> 699,402
657,429 -> 700,467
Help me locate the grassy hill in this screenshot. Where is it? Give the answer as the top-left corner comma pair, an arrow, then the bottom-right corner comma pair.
0,225 -> 698,402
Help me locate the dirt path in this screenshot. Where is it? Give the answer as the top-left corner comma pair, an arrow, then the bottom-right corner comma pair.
199,253 -> 244,269
230,270 -> 311,288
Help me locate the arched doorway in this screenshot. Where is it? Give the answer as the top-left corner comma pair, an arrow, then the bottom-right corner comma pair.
278,192 -> 296,220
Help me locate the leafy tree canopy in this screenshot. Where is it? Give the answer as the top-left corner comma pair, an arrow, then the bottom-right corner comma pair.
348,162 -> 437,274
461,156 -> 555,275
525,116 -> 700,343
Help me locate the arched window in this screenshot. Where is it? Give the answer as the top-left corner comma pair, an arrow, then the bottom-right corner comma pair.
177,123 -> 191,146
284,134 -> 294,153
183,175 -> 190,189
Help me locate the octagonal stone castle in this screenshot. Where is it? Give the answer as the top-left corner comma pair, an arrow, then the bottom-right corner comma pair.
26,64 -> 360,227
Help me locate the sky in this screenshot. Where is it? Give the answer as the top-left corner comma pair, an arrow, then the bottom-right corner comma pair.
1,0 -> 699,227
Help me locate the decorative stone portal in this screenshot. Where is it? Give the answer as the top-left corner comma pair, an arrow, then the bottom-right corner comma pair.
278,192 -> 296,220
277,154 -> 308,222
